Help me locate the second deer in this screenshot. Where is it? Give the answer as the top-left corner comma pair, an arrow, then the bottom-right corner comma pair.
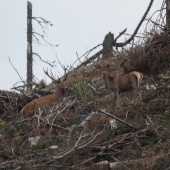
102,68 -> 143,107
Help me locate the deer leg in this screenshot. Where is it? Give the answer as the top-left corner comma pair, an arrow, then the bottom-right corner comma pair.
131,79 -> 142,104
118,93 -> 121,107
137,86 -> 142,102
115,91 -> 119,107
133,87 -> 142,104
138,88 -> 143,104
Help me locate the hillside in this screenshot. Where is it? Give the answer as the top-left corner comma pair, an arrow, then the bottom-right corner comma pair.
0,32 -> 170,170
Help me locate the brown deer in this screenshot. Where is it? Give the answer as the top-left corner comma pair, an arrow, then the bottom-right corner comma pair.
102,69 -> 143,107
20,68 -> 67,115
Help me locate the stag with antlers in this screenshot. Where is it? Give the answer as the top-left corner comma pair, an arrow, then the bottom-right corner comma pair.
20,68 -> 67,115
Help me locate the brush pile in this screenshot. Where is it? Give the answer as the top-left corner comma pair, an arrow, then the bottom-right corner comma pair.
1,23 -> 170,170
126,33 -> 170,75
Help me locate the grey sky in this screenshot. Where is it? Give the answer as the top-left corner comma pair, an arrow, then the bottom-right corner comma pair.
0,0 -> 163,91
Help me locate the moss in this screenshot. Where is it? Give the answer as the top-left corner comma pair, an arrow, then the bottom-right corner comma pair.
95,98 -> 113,105
36,142 -> 47,149
0,124 -> 5,134
121,97 -> 130,107
128,110 -> 134,118
152,74 -> 160,82
72,83 -> 83,100
51,136 -> 65,146
159,111 -> 170,123
145,102 -> 164,115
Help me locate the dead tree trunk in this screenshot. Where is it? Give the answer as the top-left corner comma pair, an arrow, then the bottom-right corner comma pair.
27,1 -> 33,92
167,0 -> 170,30
102,32 -> 114,59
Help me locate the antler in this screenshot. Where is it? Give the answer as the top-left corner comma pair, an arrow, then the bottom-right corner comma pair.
43,67 -> 68,84
61,67 -> 67,83
43,68 -> 60,84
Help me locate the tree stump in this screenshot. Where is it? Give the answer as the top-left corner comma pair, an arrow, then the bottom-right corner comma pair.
102,32 -> 114,59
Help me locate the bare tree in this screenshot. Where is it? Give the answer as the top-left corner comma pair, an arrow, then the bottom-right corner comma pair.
26,1 -> 58,92
27,1 -> 33,92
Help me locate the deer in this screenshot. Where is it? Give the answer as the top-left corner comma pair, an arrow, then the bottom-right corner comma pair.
20,68 -> 67,115
102,68 -> 143,107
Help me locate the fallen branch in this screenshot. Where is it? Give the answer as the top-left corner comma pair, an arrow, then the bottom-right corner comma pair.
98,110 -> 134,128
110,154 -> 169,169
51,130 -> 103,159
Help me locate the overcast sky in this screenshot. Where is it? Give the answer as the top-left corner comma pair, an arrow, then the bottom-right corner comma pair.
0,0 -> 164,91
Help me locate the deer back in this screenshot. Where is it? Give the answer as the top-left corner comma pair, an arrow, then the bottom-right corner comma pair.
115,71 -> 143,91
103,70 -> 143,93
20,90 -> 61,115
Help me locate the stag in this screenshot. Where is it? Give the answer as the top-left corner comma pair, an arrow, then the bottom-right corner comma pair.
20,68 -> 67,115
102,69 -> 143,107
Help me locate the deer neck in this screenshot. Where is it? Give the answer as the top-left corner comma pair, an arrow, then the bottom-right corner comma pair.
104,73 -> 112,89
55,86 -> 64,98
